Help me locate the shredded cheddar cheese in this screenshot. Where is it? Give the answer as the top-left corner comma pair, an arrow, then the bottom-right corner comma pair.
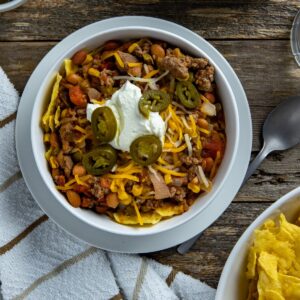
127,62 -> 142,68
88,68 -> 101,78
128,43 -> 139,53
64,59 -> 78,77
132,200 -> 143,225
75,175 -> 89,187
83,54 -> 93,65
164,174 -> 172,184
163,144 -> 187,153
107,174 -> 139,182
143,69 -> 159,79
132,185 -> 143,197
114,52 -> 124,68
154,165 -> 187,177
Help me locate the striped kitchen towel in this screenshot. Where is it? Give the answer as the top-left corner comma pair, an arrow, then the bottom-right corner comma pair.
0,67 -> 216,300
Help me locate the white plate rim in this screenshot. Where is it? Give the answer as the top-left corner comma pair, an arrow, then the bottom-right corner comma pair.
16,16 -> 252,253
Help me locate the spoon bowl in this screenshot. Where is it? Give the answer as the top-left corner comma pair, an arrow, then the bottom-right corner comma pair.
263,96 -> 300,151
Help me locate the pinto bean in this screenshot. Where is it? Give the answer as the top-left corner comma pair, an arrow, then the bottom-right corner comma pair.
66,73 -> 83,85
197,118 -> 209,129
106,193 -> 119,208
72,164 -> 86,176
151,44 -> 165,58
204,92 -> 216,103
72,50 -> 87,65
66,190 -> 81,207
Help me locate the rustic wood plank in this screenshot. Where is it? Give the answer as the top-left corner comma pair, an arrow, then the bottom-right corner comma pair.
2,40 -> 300,148
148,202 -> 270,287
0,0 -> 299,41
1,40 -> 299,202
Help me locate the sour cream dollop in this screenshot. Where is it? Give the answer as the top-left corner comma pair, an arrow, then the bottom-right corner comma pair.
86,81 -> 166,152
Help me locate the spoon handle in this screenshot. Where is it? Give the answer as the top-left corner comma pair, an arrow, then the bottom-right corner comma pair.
242,142 -> 271,185
177,142 -> 271,254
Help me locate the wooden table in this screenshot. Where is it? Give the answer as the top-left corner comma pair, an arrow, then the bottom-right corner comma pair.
1,0 -> 300,288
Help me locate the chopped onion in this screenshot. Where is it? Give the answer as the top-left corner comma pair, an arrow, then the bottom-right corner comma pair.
201,102 -> 216,116
143,64 -> 149,74
164,112 -> 172,125
167,128 -> 174,135
184,133 -> 192,156
181,116 -> 191,130
111,164 -> 118,172
174,140 -> 182,147
153,70 -> 169,82
148,80 -> 158,90
172,101 -> 192,114
196,165 -> 209,188
112,70 -> 169,84
148,165 -> 160,181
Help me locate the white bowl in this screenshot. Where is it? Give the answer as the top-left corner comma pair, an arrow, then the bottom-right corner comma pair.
0,0 -> 27,12
16,16 -> 251,252
216,186 -> 300,299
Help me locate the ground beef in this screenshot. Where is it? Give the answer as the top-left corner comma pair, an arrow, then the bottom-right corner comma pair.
184,56 -> 209,69
195,65 -> 215,92
169,186 -> 187,202
59,122 -> 74,153
159,56 -> 189,80
171,177 -> 188,187
56,153 -> 73,179
180,155 -> 202,166
89,177 -> 106,200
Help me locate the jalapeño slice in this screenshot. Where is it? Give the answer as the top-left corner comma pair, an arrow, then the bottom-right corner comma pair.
130,135 -> 162,166
82,145 -> 117,175
91,106 -> 117,143
139,90 -> 171,118
176,81 -> 199,109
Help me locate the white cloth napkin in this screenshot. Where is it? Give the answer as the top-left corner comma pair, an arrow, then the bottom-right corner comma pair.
0,67 -> 216,300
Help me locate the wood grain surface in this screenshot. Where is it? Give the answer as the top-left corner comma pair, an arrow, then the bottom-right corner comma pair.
1,0 -> 300,289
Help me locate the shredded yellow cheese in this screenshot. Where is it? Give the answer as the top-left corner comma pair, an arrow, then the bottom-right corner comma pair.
127,62 -> 142,68
199,128 -> 210,135
107,174 -> 139,182
143,69 -> 159,79
132,184 -> 143,197
132,200 -> 143,225
163,144 -> 187,153
45,147 -> 52,161
44,133 -> 50,143
82,54 -> 93,65
64,59 -> 78,77
154,165 -> 187,177
74,125 -> 87,134
196,136 -> 202,150
164,174 -> 172,184
158,157 -> 169,165
114,52 -> 124,68
91,99 -> 106,105
188,182 -> 201,193
189,115 -> 197,137
75,175 -> 89,187
88,68 -> 100,77
128,43 -> 139,53
54,106 -> 61,128
65,175 -> 91,187
101,51 -> 115,60
49,156 -> 59,169
42,73 -> 62,132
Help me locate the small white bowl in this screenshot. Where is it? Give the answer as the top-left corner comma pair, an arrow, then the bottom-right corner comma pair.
16,17 -> 251,252
30,25 -> 239,237
216,186 -> 300,299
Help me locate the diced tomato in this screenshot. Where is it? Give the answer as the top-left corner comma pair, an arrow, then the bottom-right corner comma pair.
202,133 -> 225,159
69,85 -> 87,107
